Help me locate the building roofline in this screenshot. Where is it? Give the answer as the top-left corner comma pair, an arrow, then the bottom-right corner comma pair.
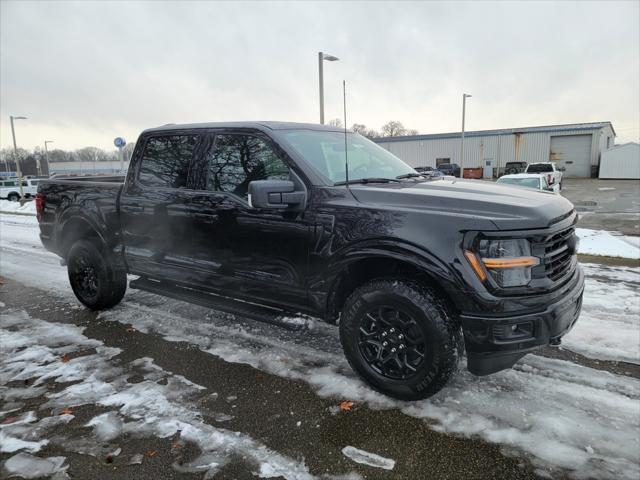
374,121 -> 615,143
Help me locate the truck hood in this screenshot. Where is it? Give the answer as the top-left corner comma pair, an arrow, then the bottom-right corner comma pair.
347,178 -> 575,230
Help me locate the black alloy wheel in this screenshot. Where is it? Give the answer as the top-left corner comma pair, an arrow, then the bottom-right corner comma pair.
67,239 -> 127,310
69,251 -> 100,302
358,306 -> 427,380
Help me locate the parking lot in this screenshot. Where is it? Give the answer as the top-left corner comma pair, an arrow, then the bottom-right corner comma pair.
561,179 -> 640,236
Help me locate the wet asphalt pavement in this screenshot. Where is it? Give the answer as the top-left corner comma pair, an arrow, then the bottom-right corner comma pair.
560,179 -> 640,236
0,278 -> 554,480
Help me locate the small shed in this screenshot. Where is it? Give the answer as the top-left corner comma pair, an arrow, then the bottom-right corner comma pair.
599,143 -> 640,179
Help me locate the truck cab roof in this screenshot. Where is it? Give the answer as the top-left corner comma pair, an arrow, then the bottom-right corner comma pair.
143,121 -> 347,135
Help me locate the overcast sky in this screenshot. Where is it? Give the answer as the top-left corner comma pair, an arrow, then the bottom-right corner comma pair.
1,0 -> 638,151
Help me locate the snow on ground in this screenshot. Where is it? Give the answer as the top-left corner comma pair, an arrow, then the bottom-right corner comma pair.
0,199 -> 36,215
0,211 -> 37,226
2,212 -> 640,479
576,228 -> 640,259
3,453 -> 68,479
0,310 -> 329,479
95,300 -> 640,479
562,273 -> 640,363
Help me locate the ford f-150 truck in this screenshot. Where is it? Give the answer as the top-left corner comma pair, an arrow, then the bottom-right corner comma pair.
525,162 -> 564,190
37,122 -> 584,400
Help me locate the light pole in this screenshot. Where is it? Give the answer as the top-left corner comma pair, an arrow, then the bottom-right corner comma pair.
318,51 -> 339,124
44,140 -> 54,176
459,94 -> 471,179
10,115 -> 28,196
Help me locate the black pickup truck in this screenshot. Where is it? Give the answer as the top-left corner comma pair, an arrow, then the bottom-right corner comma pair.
37,122 -> 584,400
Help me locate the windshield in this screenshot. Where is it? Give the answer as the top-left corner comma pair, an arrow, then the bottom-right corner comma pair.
497,177 -> 540,189
281,130 -> 415,184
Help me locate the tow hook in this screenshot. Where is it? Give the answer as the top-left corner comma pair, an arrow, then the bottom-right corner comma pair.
550,337 -> 562,347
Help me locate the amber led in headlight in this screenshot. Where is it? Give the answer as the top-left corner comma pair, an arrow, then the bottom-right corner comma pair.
465,238 -> 540,288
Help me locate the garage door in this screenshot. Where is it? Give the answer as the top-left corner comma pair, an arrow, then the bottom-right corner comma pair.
549,135 -> 592,178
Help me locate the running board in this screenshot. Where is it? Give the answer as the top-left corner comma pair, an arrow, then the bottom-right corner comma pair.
129,277 -> 307,331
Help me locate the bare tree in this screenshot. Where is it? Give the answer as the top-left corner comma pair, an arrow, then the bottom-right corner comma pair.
364,129 -> 381,139
350,124 -> 381,139
381,121 -> 407,137
406,129 -> 419,136
47,149 -> 71,163
327,118 -> 343,128
76,146 -> 114,163
351,123 -> 368,135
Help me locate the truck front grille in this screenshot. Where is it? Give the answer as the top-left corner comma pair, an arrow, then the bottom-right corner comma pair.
540,227 -> 576,282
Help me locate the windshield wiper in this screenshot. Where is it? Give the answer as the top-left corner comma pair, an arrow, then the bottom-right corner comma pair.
335,177 -> 401,186
395,172 -> 426,179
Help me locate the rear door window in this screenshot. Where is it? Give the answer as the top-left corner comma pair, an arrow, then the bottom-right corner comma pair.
138,135 -> 198,188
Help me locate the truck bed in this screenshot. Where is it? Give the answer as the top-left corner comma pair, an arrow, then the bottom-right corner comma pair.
37,176 -> 126,258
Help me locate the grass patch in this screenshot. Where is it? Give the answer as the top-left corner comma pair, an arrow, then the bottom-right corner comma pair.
578,253 -> 640,268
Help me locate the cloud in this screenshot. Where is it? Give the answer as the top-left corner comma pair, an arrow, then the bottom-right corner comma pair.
1,0 -> 638,150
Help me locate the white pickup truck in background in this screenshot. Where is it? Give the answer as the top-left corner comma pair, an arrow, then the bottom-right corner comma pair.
525,162 -> 564,190
0,178 -> 42,201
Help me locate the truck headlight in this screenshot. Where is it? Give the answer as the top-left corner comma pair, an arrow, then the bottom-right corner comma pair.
464,238 -> 539,287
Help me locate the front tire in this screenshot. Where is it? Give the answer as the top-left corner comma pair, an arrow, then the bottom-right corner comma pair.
67,239 -> 127,310
7,193 -> 20,202
340,278 -> 461,401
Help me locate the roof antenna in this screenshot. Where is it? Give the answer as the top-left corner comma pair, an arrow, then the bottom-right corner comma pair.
343,80 -> 350,188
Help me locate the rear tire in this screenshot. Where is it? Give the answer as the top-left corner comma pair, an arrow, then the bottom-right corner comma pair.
339,278 -> 461,401
67,239 -> 127,310
7,193 -> 20,202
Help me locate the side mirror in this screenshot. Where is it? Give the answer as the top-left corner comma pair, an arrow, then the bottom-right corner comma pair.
248,180 -> 305,209
544,186 -> 554,192
559,167 -> 566,172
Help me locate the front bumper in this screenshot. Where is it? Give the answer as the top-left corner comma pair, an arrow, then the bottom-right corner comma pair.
461,265 -> 584,376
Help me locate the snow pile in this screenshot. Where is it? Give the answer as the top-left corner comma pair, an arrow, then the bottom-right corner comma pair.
0,199 -> 36,215
403,356 -> 640,479
576,228 -> 640,259
0,310 -> 324,480
563,267 -> 640,363
3,453 -> 68,479
341,446 -> 395,470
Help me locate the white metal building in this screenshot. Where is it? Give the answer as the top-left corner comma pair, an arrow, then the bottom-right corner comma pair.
598,142 -> 640,179
374,122 -> 616,178
49,160 -> 129,175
